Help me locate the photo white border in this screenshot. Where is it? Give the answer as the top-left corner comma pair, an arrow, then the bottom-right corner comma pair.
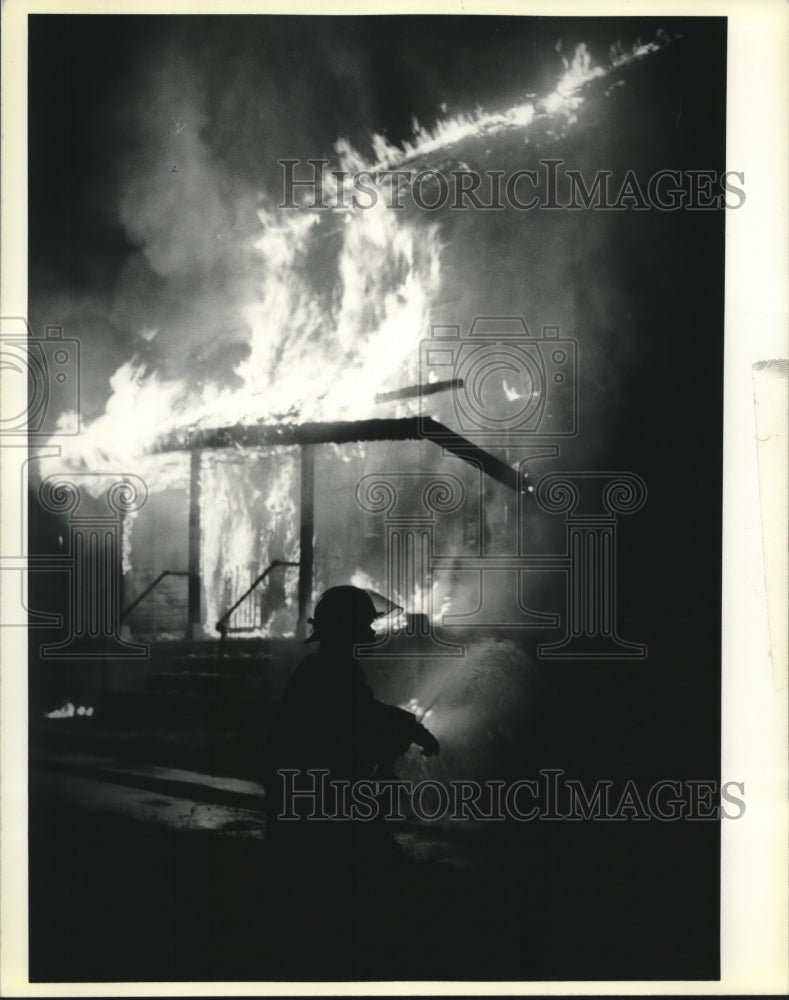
2,0 -> 787,995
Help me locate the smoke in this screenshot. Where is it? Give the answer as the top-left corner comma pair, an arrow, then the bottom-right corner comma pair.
43,33 -> 446,476
36,26 -> 674,482
31,21 -> 681,637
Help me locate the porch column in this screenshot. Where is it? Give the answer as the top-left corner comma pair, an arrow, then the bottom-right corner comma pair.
296,444 -> 315,639
187,449 -> 202,639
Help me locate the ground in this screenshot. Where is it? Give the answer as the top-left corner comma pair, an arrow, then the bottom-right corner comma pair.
29,747 -> 718,983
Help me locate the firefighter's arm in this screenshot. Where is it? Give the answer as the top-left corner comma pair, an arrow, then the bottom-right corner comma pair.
375,703 -> 440,756
414,723 -> 440,756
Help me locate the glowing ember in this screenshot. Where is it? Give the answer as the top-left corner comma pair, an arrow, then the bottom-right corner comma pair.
45,702 -> 94,719
401,697 -> 434,722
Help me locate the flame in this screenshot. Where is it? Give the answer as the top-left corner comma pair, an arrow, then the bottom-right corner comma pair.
332,38 -> 666,178
350,568 -> 451,628
39,33 -> 671,637
236,197 -> 441,425
45,702 -> 93,719
502,377 -> 524,402
201,450 -> 300,636
401,697 -> 433,722
51,195 -> 442,483
46,33 -> 670,487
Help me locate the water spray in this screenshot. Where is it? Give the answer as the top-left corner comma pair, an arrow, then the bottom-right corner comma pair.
416,692 -> 441,724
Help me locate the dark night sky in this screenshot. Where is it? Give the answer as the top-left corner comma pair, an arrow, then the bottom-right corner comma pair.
30,14 -> 691,248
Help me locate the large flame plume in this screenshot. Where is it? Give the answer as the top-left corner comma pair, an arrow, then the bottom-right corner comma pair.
46,34 -> 670,482
36,33 -> 672,636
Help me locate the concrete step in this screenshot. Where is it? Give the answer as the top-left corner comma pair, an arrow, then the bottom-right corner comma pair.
165,655 -> 275,676
109,690 -> 272,724
147,671 -> 268,696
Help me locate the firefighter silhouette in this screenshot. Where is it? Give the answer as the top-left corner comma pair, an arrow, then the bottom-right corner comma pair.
265,585 -> 439,823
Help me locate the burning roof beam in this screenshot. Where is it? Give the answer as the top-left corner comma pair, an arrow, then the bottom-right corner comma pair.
373,378 -> 463,403
155,417 -> 522,492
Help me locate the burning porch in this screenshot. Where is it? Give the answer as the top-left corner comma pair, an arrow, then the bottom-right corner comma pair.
121,413 -> 529,645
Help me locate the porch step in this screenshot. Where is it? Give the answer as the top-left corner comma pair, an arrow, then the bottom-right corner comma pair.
147,671 -> 268,696
165,655 -> 275,677
109,690 -> 272,725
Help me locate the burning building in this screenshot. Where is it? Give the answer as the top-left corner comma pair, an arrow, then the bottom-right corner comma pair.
124,412 -> 526,640
27,29 -> 674,708
21,13 -> 734,985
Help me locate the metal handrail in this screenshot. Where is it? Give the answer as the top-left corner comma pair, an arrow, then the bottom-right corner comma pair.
121,570 -> 190,620
216,560 -> 300,663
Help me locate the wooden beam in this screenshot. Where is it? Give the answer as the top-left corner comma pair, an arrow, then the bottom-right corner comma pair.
297,444 -> 315,639
187,450 -> 202,639
156,417 -> 523,492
